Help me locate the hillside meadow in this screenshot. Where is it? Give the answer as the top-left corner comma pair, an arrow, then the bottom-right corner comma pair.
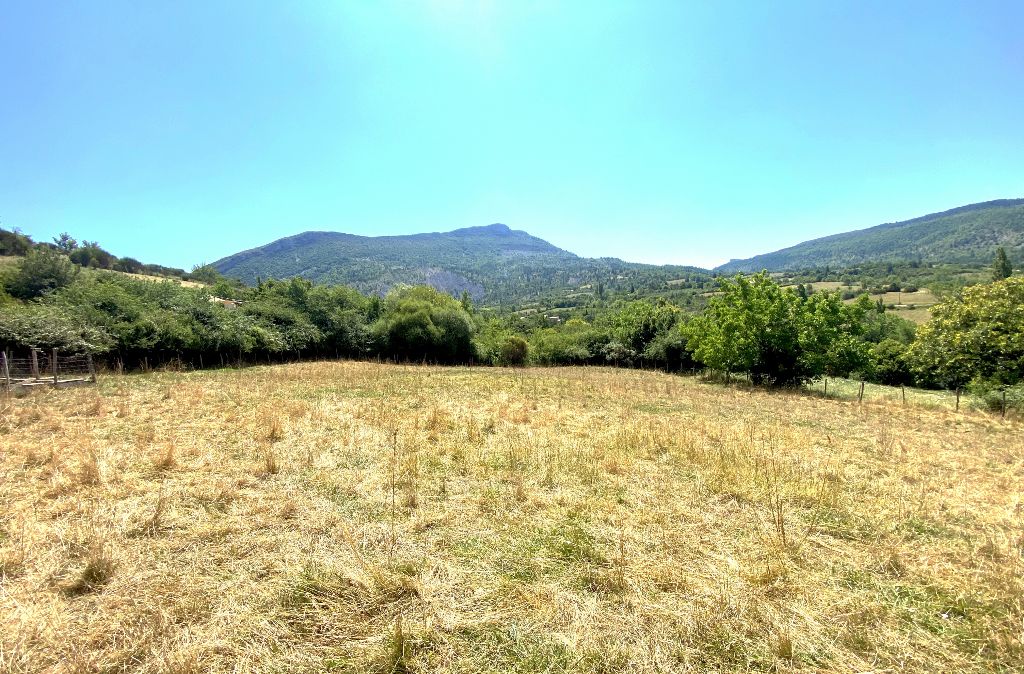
1,362 -> 1021,673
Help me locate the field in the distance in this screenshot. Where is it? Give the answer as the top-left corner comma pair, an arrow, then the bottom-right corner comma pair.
1,363 -> 1021,673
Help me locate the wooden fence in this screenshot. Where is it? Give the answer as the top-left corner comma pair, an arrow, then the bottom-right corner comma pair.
1,349 -> 97,391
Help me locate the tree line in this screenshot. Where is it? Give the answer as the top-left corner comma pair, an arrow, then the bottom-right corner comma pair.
2,238 -> 1020,409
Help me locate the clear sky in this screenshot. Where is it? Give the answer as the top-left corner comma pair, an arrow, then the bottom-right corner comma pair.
2,1 -> 1023,270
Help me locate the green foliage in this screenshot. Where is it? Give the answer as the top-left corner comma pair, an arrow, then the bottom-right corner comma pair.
372,286 -> 476,363
0,227 -> 34,256
52,232 -> 77,253
968,380 -> 1024,414
188,264 -> 227,285
1,227 -> 187,279
860,310 -> 917,344
497,335 -> 529,366
603,299 -> 679,359
0,303 -> 113,353
4,248 -> 80,299
686,273 -> 868,386
799,292 -> 871,378
68,241 -> 116,269
992,246 -> 1012,281
529,319 -> 602,365
212,224 -> 711,306
867,339 -> 914,386
642,322 -> 697,371
113,256 -> 144,274
909,276 -> 1024,387
719,199 -> 1024,272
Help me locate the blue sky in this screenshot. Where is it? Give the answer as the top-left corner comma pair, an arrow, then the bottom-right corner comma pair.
2,1 -> 1022,270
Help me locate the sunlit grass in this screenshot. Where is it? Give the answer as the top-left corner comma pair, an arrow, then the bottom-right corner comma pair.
1,362 -> 1021,672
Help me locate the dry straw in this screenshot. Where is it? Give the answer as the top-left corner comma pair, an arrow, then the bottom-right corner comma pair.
0,361 -> 1021,672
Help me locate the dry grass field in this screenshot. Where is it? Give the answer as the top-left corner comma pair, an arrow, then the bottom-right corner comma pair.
1,362 -> 1022,673
121,273 -> 205,288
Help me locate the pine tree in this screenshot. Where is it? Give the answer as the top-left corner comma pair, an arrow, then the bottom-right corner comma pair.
992,247 -> 1012,281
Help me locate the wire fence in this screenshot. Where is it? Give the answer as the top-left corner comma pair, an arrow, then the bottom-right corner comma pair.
1,349 -> 97,390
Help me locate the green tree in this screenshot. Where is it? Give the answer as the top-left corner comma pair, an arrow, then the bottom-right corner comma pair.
687,272 -> 868,386
189,264 -> 227,285
0,227 -> 34,256
868,339 -> 913,386
373,286 -> 475,363
686,273 -> 803,385
992,246 -> 1012,281
604,299 -> 679,363
53,232 -> 78,253
529,318 -> 600,365
799,292 -> 870,379
909,276 -> 1024,388
5,248 -> 80,299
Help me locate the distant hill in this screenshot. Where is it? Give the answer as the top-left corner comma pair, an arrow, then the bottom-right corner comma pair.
717,199 -> 1024,272
213,223 -> 708,303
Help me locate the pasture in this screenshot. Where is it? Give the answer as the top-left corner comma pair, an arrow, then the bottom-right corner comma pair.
1,362 -> 1021,672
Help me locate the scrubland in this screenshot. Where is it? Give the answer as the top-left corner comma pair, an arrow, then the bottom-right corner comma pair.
1,362 -> 1021,673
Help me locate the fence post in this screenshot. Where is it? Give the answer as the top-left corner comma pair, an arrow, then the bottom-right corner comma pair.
1,351 -> 9,390
823,378 -> 828,398
31,349 -> 40,380
901,386 -> 905,405
52,348 -> 59,385
955,388 -> 961,411
1002,389 -> 1007,418
858,380 -> 865,403
87,353 -> 97,383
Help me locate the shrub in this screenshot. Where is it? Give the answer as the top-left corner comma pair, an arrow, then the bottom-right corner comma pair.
968,380 -> 1024,414
868,339 -> 913,386
528,319 -> 602,365
373,286 -> 475,364
4,248 -> 79,299
0,303 -> 113,353
497,335 -> 529,366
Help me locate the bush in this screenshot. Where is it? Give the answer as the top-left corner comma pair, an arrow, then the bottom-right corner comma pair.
497,335 -> 529,366
4,248 -> 80,299
0,303 -> 112,353
528,319 -> 603,365
969,380 -> 1024,414
373,286 -> 475,364
0,228 -> 34,256
867,339 -> 913,386
642,324 -> 696,371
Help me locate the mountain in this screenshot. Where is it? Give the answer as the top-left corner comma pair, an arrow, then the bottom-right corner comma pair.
213,223 -> 708,303
717,199 -> 1024,272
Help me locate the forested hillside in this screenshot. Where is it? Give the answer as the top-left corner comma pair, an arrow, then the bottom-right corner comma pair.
212,223 -> 710,304
718,199 -> 1024,272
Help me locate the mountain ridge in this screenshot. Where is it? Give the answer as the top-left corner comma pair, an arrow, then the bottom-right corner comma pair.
717,198 -> 1024,272
213,222 -> 701,303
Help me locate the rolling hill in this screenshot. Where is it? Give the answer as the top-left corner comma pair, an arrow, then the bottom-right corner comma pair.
717,199 -> 1024,272
213,223 -> 709,303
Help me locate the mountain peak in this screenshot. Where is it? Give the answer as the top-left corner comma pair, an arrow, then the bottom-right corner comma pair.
450,222 -> 515,236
